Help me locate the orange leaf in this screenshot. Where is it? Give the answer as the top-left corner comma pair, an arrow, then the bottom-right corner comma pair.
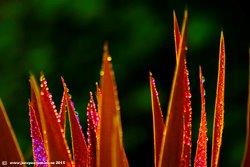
149,73 -> 164,167
61,79 -> 88,167
241,49 -> 250,166
211,32 -> 226,167
158,10 -> 189,167
194,67 -> 208,167
30,75 -> 72,166
0,100 -> 25,166
173,10 -> 181,60
96,43 -> 128,167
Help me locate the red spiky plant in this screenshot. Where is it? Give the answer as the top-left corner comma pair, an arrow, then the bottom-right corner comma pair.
0,10 -> 249,167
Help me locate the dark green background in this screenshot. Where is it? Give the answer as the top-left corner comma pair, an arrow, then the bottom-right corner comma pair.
0,0 -> 249,166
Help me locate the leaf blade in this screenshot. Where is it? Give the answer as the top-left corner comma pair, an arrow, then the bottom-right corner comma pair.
211,32 -> 226,167
29,104 -> 48,166
97,43 -> 128,167
149,73 -> 164,167
158,10 -> 189,167
194,67 -> 208,167
62,80 -> 88,167
87,93 -> 99,167
30,75 -> 72,166
0,100 -> 25,166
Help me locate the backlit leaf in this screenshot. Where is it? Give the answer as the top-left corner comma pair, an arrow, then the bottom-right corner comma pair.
0,100 -> 25,166
30,75 -> 72,166
158,10 -> 189,167
87,92 -> 99,167
211,32 -> 226,167
173,12 -> 192,167
149,73 -> 164,167
97,43 -> 128,167
194,67 -> 208,167
173,10 -> 181,60
62,79 -> 88,167
29,104 -> 48,166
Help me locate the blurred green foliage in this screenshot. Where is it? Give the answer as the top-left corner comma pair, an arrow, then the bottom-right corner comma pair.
0,0 -> 248,166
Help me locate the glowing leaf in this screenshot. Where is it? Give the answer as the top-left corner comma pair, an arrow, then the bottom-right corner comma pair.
58,82 -> 67,131
87,92 -> 99,167
29,104 -> 48,166
173,11 -> 192,167
0,100 -> 25,166
158,10 -> 189,167
97,43 -> 128,167
211,32 -> 226,167
62,79 -> 88,167
194,67 -> 208,167
173,10 -> 181,60
30,75 -> 72,166
149,73 -> 164,167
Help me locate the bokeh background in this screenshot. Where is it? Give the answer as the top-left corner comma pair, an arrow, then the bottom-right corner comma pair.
0,0 -> 249,166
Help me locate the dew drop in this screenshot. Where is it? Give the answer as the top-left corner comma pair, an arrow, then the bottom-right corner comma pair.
107,56 -> 112,61
100,70 -> 104,76
202,76 -> 205,83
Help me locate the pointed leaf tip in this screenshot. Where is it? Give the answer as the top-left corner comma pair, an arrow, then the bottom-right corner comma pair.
158,10 -> 190,167
36,75 -> 73,165
149,74 -> 164,167
62,80 -> 88,167
173,10 -> 181,59
87,93 -> 99,167
97,47 -> 128,167
194,67 -> 208,167
211,33 -> 226,167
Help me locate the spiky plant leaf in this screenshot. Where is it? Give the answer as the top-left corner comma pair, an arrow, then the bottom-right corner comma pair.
211,32 -> 226,167
30,75 -> 72,166
29,104 -> 48,166
194,67 -> 208,167
96,43 -> 128,167
158,10 -> 190,167
149,73 -> 164,167
62,79 -> 88,167
87,93 -> 99,167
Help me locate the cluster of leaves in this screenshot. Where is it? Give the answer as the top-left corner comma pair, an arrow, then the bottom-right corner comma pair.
0,11 -> 249,167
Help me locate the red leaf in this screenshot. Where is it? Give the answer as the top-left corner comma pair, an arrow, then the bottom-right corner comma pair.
149,73 -> 164,167
30,75 -> 72,166
158,10 -> 189,167
29,104 -> 48,166
0,100 -> 25,165
87,93 -> 99,167
211,32 -> 226,167
58,82 -> 67,131
242,49 -> 250,166
62,79 -> 88,167
97,43 -> 128,167
194,67 -> 208,167
173,10 -> 181,59
173,11 -> 192,167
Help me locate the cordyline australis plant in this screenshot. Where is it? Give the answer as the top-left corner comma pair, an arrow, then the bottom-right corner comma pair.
0,10 -> 249,167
